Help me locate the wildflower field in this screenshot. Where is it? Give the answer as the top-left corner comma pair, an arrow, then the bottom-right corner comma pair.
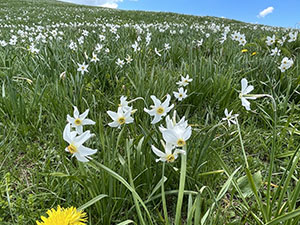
1,0 -> 300,224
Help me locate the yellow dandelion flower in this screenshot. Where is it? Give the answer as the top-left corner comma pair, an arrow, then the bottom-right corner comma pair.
241,49 -> 248,53
36,205 -> 87,225
251,52 -> 257,56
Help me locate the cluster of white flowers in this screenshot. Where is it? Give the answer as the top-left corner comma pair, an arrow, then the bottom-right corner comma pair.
107,96 -> 135,128
63,107 -> 97,162
151,111 -> 191,163
278,57 -> 294,72
231,31 -> 247,46
173,74 -> 192,101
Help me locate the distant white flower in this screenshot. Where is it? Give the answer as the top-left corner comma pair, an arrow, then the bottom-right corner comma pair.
176,74 -> 193,87
125,55 -> 133,64
164,43 -> 171,50
151,142 -> 185,163
116,58 -> 125,68
194,39 -> 203,47
266,35 -> 275,46
270,47 -> 281,56
173,87 -> 187,101
29,43 -> 39,54
77,63 -> 88,75
239,78 -> 257,111
0,40 -> 7,47
67,106 -> 95,134
95,43 -> 103,52
132,41 -> 140,52
278,36 -> 286,46
222,108 -> 238,127
63,123 -> 97,162
288,31 -> 298,42
99,34 -> 106,41
91,52 -> 99,62
107,107 -> 134,128
69,41 -> 77,50
144,94 -> 174,124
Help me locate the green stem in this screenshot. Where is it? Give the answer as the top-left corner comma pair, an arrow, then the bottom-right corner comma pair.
175,145 -> 187,225
266,96 -> 277,220
161,162 -> 170,225
235,117 -> 249,168
126,140 -> 146,225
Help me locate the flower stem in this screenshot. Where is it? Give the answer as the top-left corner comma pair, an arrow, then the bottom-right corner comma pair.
175,145 -> 187,225
235,116 -> 249,168
161,162 -> 170,225
266,95 -> 277,220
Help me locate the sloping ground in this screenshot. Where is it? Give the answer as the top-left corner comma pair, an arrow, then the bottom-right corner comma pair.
0,0 -> 300,224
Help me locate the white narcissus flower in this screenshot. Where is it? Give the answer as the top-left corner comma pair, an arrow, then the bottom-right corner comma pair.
107,107 -> 134,128
151,142 -> 185,163
288,31 -> 298,42
144,94 -> 174,124
118,95 -> 135,114
91,52 -> 99,62
266,35 -> 275,46
222,108 -> 238,127
270,47 -> 280,56
63,123 -> 97,162
176,74 -> 193,87
239,78 -> 257,111
173,87 -> 187,101
67,106 -> 95,134
160,114 -> 192,147
278,57 -> 293,72
77,62 -> 88,75
116,58 -> 125,68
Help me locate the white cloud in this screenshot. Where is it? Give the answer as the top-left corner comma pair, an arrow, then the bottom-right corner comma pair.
59,0 -> 123,8
99,0 -> 123,8
257,6 -> 274,18
100,2 -> 118,8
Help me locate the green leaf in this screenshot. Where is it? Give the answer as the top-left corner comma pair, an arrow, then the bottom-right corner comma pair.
265,208 -> 300,225
237,171 -> 262,198
117,220 -> 135,225
77,194 -> 107,211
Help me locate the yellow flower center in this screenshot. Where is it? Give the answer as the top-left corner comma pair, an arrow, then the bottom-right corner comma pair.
67,144 -> 78,154
74,118 -> 82,126
166,154 -> 175,163
118,116 -> 125,125
177,139 -> 186,147
81,66 -> 85,70
156,107 -> 164,115
179,94 -> 183,97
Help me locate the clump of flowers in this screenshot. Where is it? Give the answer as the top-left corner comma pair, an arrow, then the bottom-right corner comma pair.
151,111 -> 191,162
107,96 -> 137,128
64,107 -> 97,162
36,205 -> 87,225
278,57 -> 293,72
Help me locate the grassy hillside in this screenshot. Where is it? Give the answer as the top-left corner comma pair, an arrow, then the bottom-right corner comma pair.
0,0 -> 300,224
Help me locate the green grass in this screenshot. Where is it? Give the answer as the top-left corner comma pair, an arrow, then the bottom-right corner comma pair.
0,0 -> 300,224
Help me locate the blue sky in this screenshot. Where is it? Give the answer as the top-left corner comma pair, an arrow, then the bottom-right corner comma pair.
59,0 -> 300,28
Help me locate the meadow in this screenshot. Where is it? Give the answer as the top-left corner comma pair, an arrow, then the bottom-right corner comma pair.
0,0 -> 300,224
